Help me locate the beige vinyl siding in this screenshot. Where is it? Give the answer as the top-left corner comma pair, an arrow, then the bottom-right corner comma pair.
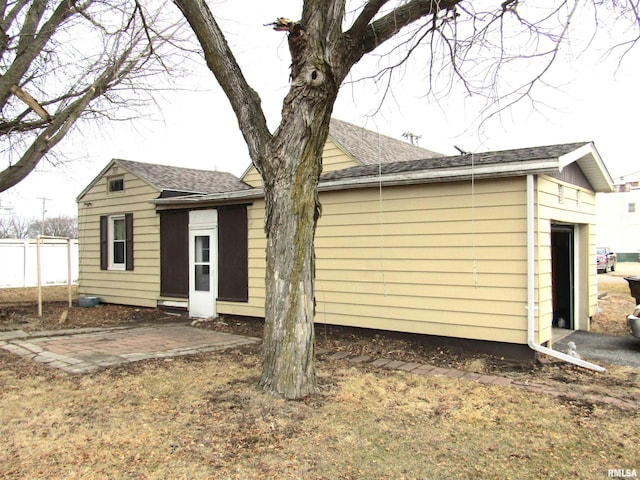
240,139 -> 359,188
77,167 -> 161,307
241,166 -> 262,188
315,178 -> 530,343
321,139 -> 359,172
535,175 -> 598,338
218,177 -> 533,344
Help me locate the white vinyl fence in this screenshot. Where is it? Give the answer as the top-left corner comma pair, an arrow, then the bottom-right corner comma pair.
0,238 -> 78,288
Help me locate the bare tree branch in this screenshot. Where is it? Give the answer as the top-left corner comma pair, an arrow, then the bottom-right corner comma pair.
346,0 -> 390,38
172,0 -> 271,171
0,0 -> 81,108
361,0 -> 459,54
0,0 -> 190,193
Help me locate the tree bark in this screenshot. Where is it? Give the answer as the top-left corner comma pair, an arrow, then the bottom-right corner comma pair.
259,153 -> 321,398
255,3 -> 347,398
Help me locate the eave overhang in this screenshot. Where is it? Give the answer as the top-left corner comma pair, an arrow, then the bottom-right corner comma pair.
151,142 -> 615,208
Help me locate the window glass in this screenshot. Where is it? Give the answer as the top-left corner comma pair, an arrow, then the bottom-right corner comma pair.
113,241 -> 125,264
113,217 -> 125,241
195,265 -> 210,291
109,177 -> 124,192
195,235 -> 210,263
194,235 -> 210,291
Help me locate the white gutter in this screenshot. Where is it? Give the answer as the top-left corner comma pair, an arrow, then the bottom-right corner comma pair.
319,159 -> 559,192
526,174 -> 606,372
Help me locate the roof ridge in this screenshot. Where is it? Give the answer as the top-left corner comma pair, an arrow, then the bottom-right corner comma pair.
320,141 -> 596,183
111,158 -> 250,195
328,118 -> 443,165
114,158 -> 225,175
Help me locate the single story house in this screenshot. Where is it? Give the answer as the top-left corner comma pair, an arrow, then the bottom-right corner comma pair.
77,118 -> 614,357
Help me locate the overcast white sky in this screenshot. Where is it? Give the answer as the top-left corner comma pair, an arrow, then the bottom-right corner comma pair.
1,1 -> 639,219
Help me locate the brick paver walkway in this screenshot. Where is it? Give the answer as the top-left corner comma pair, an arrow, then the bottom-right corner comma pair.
0,325 -> 260,373
316,348 -> 638,411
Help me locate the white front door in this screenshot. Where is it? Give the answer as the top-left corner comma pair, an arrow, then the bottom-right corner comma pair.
189,210 -> 217,318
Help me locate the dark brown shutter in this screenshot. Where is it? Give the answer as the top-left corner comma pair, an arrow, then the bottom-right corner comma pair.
125,213 -> 134,271
160,210 -> 189,297
218,205 -> 248,302
100,216 -> 108,270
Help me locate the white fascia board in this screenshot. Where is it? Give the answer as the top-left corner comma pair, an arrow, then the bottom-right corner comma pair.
558,142 -> 614,192
238,162 -> 256,182
318,160 -> 559,192
558,143 -> 594,170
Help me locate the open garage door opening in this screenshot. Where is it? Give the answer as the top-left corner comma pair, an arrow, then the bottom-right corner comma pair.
551,224 -> 575,330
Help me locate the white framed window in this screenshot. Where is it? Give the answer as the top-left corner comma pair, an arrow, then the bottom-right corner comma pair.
100,213 -> 133,271
629,203 -> 636,213
109,215 -> 126,270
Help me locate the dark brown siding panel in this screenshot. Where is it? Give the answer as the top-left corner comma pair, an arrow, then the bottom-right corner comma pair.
125,213 -> 134,271
218,205 -> 248,302
160,210 -> 189,297
100,216 -> 108,270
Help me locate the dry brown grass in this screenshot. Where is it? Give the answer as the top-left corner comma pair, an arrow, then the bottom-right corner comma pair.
1,349 -> 638,480
0,285 -> 78,304
592,293 -> 636,335
594,272 -> 637,335
1,281 -> 639,478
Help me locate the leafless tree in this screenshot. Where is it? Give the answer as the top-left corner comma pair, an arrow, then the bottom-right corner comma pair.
172,0 -> 640,399
0,214 -> 12,238
0,212 -> 77,238
0,0 -> 187,193
10,214 -> 32,239
30,214 -> 78,238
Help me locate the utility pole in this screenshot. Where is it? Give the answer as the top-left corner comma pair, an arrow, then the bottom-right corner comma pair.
37,197 -> 51,235
0,199 -> 13,215
402,131 -> 422,146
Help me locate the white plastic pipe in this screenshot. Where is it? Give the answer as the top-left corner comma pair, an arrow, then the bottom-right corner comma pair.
526,174 -> 606,372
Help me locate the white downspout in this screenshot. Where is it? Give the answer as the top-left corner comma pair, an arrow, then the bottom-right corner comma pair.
526,174 -> 606,372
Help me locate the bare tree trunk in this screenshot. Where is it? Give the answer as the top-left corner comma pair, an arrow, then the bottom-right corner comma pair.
259,170 -> 319,398
258,115 -> 329,399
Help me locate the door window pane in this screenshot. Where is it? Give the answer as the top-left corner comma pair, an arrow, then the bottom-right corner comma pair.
195,236 -> 210,262
195,265 -> 210,291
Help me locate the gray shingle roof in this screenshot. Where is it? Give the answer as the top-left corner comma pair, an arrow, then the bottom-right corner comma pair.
328,118 -> 442,165
321,142 -> 590,182
115,159 -> 250,195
